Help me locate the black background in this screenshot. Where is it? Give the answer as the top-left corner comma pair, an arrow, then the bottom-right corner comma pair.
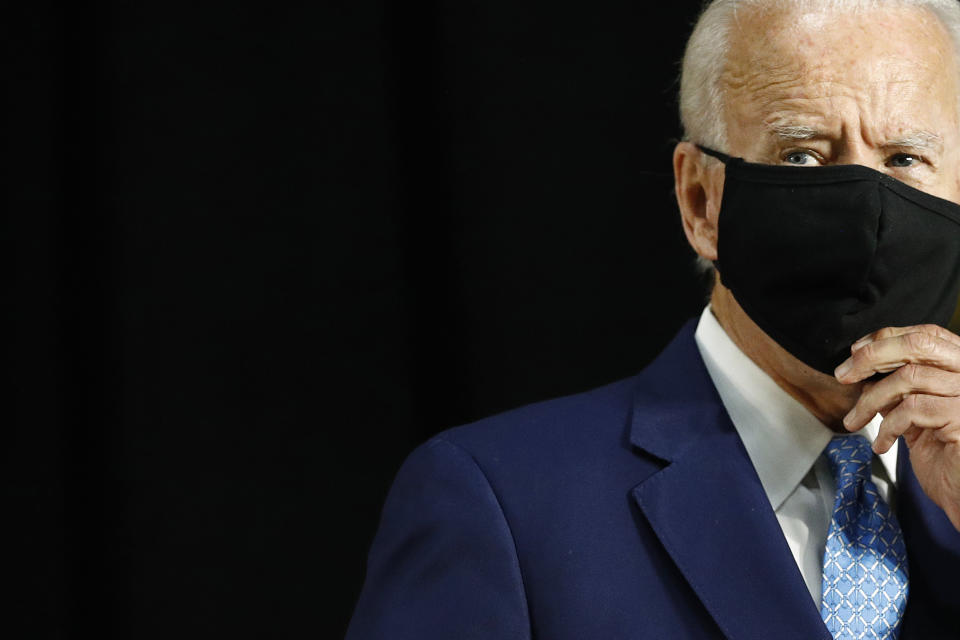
10,1 -> 708,637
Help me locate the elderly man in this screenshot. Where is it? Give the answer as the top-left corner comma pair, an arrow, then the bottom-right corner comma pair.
346,1 -> 960,638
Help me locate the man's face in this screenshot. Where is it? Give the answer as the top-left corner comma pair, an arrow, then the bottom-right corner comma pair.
721,5 -> 960,203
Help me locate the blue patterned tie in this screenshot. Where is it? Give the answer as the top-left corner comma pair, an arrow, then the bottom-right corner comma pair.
820,435 -> 908,639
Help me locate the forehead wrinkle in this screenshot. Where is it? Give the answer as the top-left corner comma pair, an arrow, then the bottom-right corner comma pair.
720,6 -> 960,155
740,80 -> 867,130
724,10 -> 945,100
756,80 -> 929,138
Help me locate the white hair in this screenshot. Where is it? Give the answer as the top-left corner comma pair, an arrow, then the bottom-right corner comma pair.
679,0 -> 960,148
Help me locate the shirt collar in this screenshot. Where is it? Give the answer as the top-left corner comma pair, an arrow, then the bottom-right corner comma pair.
693,306 -> 898,510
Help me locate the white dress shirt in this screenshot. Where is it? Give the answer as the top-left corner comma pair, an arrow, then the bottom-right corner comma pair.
693,306 -> 899,606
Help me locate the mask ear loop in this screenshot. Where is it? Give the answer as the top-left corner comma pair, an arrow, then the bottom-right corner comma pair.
696,145 -> 732,163
692,145 -> 729,274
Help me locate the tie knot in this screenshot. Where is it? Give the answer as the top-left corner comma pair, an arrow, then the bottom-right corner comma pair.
824,435 -> 873,486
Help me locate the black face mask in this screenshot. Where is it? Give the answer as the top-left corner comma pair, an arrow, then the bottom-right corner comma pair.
698,145 -> 960,375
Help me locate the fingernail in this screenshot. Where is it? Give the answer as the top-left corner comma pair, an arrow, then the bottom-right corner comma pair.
852,336 -> 873,351
842,410 -> 854,429
835,359 -> 852,379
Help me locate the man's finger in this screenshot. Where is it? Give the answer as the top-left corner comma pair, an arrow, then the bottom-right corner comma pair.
842,364 -> 960,431
902,424 -> 923,448
872,394 -> 959,453
851,324 -> 960,353
835,331 -> 960,383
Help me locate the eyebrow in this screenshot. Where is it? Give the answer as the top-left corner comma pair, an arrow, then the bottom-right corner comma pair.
765,123 -> 943,153
885,130 -> 943,153
767,124 -> 819,140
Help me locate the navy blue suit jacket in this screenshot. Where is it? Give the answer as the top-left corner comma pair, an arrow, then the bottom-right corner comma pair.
347,322 -> 960,639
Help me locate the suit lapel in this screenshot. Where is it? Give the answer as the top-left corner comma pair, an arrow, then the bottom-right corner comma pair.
896,444 -> 960,637
628,322 -> 831,640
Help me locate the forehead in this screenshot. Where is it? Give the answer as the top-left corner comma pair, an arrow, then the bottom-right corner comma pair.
721,5 -> 959,136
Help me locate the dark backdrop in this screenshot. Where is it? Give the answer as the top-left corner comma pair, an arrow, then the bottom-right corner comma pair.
10,1 -> 707,637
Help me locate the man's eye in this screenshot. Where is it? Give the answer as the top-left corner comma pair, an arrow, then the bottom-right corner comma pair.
784,151 -> 817,165
887,153 -> 919,168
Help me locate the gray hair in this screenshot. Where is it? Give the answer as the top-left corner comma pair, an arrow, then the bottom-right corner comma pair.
679,0 -> 960,149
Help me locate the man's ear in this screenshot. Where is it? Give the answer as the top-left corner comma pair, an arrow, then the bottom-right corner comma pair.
673,141 -> 723,261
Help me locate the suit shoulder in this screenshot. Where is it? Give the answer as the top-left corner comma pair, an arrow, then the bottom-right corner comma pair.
433,375 -> 641,467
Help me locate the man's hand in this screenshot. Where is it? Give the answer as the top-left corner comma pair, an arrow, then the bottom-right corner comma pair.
836,324 -> 960,532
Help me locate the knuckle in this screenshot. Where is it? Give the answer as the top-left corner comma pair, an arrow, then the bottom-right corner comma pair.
899,363 -> 925,388
902,394 -> 923,412
906,331 -> 937,355
919,323 -> 942,336
855,341 -> 879,364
